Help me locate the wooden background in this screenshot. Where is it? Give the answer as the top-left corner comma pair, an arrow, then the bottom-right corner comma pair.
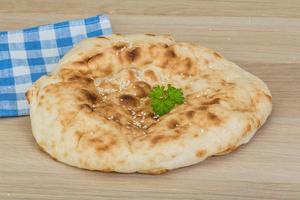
0,0 -> 300,199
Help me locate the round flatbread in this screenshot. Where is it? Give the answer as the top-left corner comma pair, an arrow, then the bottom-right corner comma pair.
26,34 -> 272,174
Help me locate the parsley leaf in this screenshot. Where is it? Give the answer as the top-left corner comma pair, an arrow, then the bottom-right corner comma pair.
148,85 -> 185,116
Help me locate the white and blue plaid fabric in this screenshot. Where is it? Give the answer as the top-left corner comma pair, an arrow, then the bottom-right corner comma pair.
0,14 -> 112,117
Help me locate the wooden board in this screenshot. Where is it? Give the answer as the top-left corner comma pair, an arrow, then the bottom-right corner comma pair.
0,0 -> 300,199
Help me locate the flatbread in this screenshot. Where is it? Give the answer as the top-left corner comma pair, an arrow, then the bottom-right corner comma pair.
26,34 -> 272,174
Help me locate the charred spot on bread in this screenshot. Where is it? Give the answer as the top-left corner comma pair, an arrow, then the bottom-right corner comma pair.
133,81 -> 151,98
119,94 -> 139,107
186,110 -> 195,118
126,47 -> 141,62
168,119 -> 179,129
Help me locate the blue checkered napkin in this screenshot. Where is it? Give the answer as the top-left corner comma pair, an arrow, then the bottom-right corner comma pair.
0,14 -> 112,117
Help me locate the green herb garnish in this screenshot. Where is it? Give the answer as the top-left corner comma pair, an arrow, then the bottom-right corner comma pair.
148,84 -> 184,116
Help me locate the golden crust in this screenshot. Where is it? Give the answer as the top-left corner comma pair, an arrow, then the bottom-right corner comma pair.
27,34 -> 272,174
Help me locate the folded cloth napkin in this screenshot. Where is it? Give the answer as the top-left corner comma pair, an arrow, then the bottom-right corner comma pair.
0,14 -> 112,117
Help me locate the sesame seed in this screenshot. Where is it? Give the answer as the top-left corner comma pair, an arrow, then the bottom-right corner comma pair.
108,116 -> 114,120
141,111 -> 147,116
133,120 -> 142,128
153,115 -> 160,119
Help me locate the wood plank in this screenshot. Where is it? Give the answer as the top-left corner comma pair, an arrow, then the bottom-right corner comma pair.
0,0 -> 300,17
1,15 -> 299,63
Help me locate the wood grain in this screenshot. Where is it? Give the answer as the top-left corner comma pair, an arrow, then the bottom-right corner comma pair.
0,0 -> 300,199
